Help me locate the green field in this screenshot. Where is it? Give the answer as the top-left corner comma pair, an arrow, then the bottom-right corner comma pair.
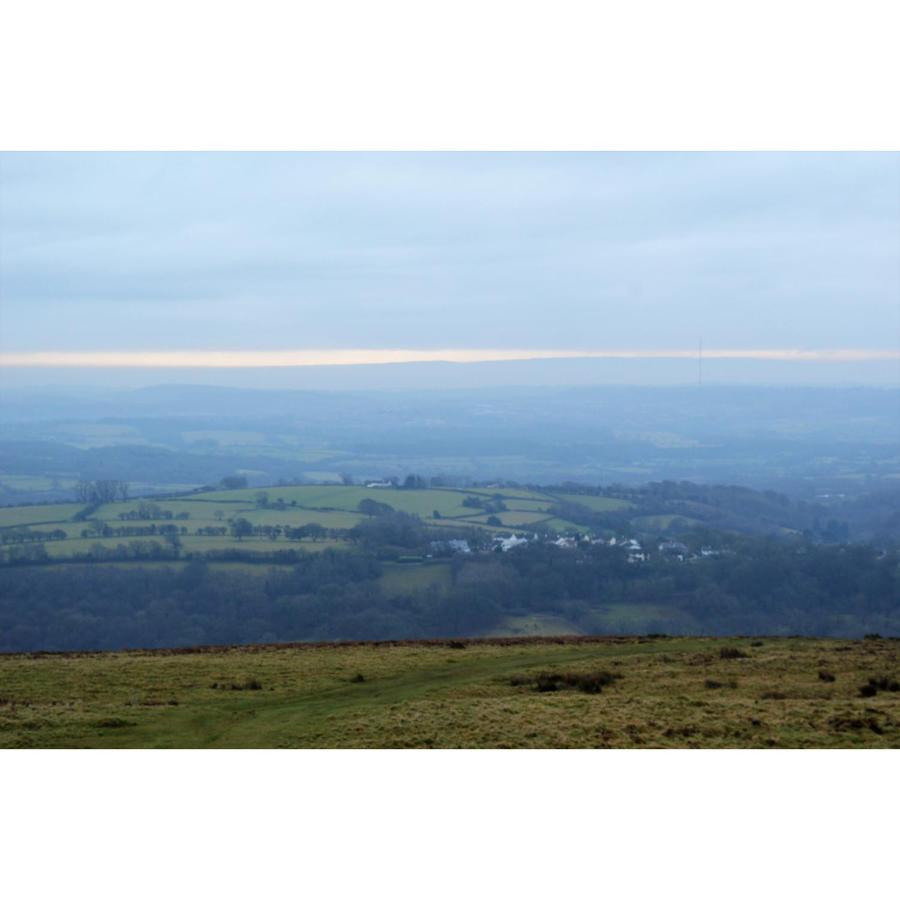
1,636 -> 897,748
0,503 -> 83,528
379,561 -> 453,594
182,429 -> 269,446
95,499 -> 249,520
55,560 -> 283,576
556,493 -> 633,512
0,475 -> 80,492
192,485 -> 482,517
487,615 -> 583,637
45,423 -> 149,448
241,507 -> 364,529
495,498 -> 553,512
0,485 -> 585,561
0,481 -> 743,561
462,487 -> 554,502
542,517 -> 589,533
38,535 -> 349,558
464,511 -> 552,527
586,603 -> 697,631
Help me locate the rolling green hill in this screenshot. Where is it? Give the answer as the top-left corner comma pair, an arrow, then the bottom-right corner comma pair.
0,484 -> 580,563
2,477 -> 897,566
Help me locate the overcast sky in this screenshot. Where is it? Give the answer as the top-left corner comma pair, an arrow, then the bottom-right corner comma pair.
1,152 -> 898,363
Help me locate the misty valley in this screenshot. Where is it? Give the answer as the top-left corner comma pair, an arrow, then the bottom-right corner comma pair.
1,383 -> 898,658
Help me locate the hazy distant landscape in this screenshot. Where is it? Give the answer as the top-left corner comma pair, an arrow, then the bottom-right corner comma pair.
1,376 -> 898,658
2,381 -> 898,501
2,151 -> 897,750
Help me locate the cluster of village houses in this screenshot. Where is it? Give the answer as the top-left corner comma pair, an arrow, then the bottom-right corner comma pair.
431,534 -> 721,563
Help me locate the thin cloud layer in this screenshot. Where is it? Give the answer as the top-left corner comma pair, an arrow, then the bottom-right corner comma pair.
1,152 -> 897,356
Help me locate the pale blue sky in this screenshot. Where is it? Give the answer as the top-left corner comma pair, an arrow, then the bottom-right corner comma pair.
1,152 -> 898,359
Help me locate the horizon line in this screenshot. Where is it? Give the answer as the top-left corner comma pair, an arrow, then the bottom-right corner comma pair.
0,348 -> 898,368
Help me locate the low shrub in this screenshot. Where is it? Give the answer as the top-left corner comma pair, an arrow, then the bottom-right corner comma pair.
720,647 -> 749,660
535,674 -> 560,693
705,679 -> 737,689
829,715 -> 884,734
211,679 -> 263,691
515,670 -> 621,695
818,670 -> 836,682
663,725 -> 698,738
859,675 -> 900,697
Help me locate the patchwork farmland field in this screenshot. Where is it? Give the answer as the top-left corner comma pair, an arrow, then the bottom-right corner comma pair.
556,493 -> 633,512
0,484 -> 585,562
0,503 -> 83,528
1,636 -> 897,748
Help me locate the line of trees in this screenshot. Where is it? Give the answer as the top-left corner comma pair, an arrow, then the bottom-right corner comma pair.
1,527 -> 68,545
228,518 -> 331,542
117,501 -> 189,521
74,479 -> 129,504
81,522 -> 187,540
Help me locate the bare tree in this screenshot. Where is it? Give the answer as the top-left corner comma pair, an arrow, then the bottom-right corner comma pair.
93,480 -> 119,504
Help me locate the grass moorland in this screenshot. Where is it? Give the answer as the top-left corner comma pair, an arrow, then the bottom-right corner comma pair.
1,636 -> 897,748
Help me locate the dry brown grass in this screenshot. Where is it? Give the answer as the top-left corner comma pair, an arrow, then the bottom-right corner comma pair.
1,636 -> 898,748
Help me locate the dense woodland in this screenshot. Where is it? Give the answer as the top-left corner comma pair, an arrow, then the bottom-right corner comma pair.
1,533 -> 897,652
542,480 -> 900,543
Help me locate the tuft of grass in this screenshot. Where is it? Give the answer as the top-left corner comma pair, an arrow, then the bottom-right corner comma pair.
859,675 -> 899,697
514,670 -> 621,695
829,715 -> 884,735
704,678 -> 737,689
211,679 -> 262,691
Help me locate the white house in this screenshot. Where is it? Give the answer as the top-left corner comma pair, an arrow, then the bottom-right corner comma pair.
495,534 -> 529,552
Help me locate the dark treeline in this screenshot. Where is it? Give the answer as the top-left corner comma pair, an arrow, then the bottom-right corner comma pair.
544,480 -> 900,542
1,538 -> 897,652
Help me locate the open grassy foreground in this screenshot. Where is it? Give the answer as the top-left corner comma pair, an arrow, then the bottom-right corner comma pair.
1,636 -> 898,748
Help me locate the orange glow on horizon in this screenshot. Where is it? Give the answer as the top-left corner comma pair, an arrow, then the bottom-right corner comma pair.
0,348 -> 896,368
